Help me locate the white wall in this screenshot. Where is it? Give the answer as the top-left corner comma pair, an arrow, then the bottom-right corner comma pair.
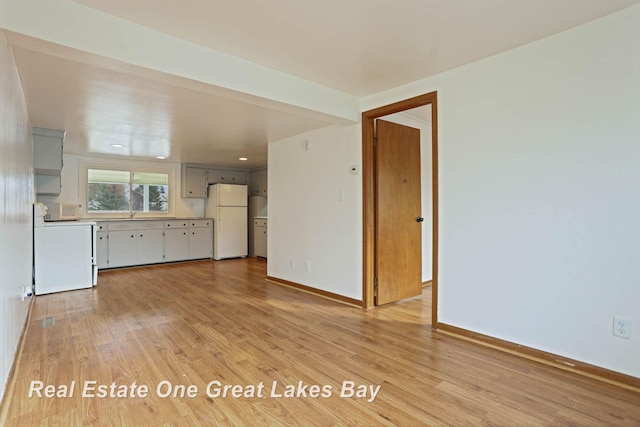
363,6 -> 640,377
38,154 -> 205,218
0,32 -> 33,401
382,111 -> 433,282
268,124 -> 362,300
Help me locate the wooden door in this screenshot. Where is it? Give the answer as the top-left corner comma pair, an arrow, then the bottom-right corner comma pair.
375,119 -> 422,305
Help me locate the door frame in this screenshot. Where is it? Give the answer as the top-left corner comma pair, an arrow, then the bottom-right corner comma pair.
361,91 -> 439,328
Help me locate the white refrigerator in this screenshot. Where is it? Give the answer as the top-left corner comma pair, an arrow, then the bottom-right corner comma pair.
206,184 -> 248,260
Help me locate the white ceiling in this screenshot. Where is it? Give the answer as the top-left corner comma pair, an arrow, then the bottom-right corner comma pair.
4,0 -> 640,167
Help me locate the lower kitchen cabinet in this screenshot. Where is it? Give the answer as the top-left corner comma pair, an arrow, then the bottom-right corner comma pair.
189,219 -> 213,259
253,219 -> 267,258
97,219 -> 213,269
107,221 -> 164,268
164,228 -> 190,262
164,220 -> 190,262
107,231 -> 138,268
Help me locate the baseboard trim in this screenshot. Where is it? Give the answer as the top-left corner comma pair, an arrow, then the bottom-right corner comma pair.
437,323 -> 640,392
0,295 -> 35,424
266,276 -> 362,308
422,280 -> 433,287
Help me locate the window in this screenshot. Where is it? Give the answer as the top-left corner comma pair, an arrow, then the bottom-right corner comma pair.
82,164 -> 173,217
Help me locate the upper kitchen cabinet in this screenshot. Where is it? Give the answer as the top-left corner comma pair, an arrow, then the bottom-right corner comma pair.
207,169 -> 247,185
181,165 -> 208,198
250,169 -> 268,196
33,127 -> 64,174
33,127 -> 65,195
35,175 -> 62,196
226,170 -> 248,184
182,164 -> 250,198
207,169 -> 227,184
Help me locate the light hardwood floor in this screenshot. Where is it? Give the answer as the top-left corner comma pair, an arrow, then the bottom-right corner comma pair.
2,258 -> 639,426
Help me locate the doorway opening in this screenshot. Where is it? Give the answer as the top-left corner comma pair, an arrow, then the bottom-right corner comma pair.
361,92 -> 438,328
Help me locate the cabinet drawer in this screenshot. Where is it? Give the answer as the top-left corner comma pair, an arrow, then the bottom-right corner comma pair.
108,221 -> 164,231
190,219 -> 213,228
164,220 -> 189,229
254,219 -> 267,227
95,222 -> 109,231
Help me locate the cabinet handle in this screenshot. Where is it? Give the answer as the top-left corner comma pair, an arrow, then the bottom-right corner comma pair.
130,235 -> 134,238
183,232 -> 187,235
140,234 -> 143,237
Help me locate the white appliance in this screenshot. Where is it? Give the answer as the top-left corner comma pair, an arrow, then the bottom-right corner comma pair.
33,203 -> 97,294
206,184 -> 248,260
43,202 -> 79,221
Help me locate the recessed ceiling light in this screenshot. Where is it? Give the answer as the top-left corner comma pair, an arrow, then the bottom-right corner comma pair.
111,144 -> 124,148
239,157 -> 248,161
156,156 -> 166,160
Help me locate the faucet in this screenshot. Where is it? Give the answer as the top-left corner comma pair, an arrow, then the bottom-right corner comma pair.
129,211 -> 137,219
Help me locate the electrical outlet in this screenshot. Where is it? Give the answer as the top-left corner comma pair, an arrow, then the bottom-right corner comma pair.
613,316 -> 632,339
20,285 -> 33,301
304,261 -> 311,272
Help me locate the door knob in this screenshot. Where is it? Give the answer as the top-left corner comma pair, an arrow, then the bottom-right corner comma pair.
417,217 -> 424,222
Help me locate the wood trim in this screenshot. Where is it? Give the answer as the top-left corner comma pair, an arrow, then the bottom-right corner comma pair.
266,276 -> 362,307
361,92 -> 439,323
437,323 -> 640,392
362,113 -> 375,308
422,280 -> 433,287
0,296 -> 35,425
430,95 -> 439,328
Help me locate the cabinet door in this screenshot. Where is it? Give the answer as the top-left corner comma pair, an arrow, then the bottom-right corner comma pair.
35,175 -> 62,196
136,229 -> 164,265
108,230 -> 138,268
250,170 -> 261,195
33,128 -> 64,174
250,169 -> 267,196
96,231 -> 109,269
226,170 -> 248,184
189,226 -> 213,259
184,167 -> 207,198
207,169 -> 227,184
254,225 -> 267,258
164,228 -> 190,262
259,169 -> 268,195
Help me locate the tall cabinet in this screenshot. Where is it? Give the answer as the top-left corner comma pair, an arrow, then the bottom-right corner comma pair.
250,169 -> 268,196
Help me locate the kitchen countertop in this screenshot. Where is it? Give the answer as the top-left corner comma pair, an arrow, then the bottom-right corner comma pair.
87,217 -> 211,222
43,220 -> 96,227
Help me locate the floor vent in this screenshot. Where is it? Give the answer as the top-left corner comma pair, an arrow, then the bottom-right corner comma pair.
42,316 -> 55,328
